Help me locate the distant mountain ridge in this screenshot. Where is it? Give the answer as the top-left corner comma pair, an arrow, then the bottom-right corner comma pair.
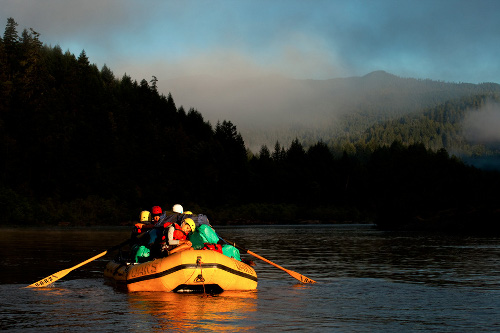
164,71 -> 500,151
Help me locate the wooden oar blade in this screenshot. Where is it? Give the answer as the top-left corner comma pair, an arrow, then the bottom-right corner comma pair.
26,269 -> 71,288
286,269 -> 316,284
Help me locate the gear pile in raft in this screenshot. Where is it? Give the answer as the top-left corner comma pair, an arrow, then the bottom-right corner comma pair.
104,205 -> 258,293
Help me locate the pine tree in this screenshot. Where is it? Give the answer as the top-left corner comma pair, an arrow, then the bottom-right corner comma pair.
272,141 -> 286,162
19,28 -> 46,104
77,49 -> 89,66
3,17 -> 19,80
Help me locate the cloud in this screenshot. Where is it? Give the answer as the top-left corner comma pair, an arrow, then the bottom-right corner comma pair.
3,1 -> 133,39
3,0 -> 500,85
463,101 -> 500,145
112,33 -> 348,94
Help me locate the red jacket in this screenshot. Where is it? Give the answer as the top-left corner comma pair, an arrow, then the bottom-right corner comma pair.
167,223 -> 188,245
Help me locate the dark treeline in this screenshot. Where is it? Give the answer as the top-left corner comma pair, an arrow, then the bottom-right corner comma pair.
1,18 -> 499,232
247,140 -> 500,232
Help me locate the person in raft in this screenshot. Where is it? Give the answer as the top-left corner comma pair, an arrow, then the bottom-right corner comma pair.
164,217 -> 196,255
130,210 -> 154,262
151,205 -> 163,223
132,210 -> 153,237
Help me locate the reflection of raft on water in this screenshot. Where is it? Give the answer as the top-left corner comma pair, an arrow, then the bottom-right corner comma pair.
104,249 -> 258,292
127,290 -> 258,332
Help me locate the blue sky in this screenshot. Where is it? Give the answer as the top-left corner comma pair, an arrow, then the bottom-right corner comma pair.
3,0 -> 500,85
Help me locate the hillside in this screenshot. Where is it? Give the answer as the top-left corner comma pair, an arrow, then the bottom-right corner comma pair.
165,71 -> 500,151
331,94 -> 500,158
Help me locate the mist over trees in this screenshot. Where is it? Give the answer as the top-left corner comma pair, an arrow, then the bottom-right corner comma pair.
1,18 -> 499,232
166,71 -> 500,152
330,94 -> 500,157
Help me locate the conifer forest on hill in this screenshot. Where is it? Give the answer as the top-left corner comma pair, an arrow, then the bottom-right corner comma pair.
1,18 -> 500,232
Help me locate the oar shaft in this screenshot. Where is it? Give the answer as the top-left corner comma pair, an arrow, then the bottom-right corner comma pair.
69,250 -> 108,270
246,249 -> 286,270
222,237 -> 316,284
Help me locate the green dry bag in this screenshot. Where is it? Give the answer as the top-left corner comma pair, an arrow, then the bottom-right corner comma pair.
132,244 -> 150,263
189,232 -> 206,250
198,224 -> 219,244
189,224 -> 220,249
222,244 -> 241,261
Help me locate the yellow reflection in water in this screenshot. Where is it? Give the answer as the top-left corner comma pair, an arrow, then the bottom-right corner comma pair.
127,291 -> 258,332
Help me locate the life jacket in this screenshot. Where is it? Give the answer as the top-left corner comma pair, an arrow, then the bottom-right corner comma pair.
172,223 -> 188,241
158,223 -> 188,244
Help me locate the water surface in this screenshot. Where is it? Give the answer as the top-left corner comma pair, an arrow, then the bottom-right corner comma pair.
1,225 -> 499,332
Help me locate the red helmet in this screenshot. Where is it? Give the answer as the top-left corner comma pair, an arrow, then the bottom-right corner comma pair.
152,206 -> 162,215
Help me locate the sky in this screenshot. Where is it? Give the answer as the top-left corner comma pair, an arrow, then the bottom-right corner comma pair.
3,0 -> 500,87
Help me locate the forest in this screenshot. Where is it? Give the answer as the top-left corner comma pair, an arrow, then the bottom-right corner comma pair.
327,94 -> 500,157
1,18 -> 499,232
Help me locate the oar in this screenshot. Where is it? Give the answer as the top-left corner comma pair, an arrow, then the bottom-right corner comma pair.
222,237 -> 316,284
26,232 -> 144,288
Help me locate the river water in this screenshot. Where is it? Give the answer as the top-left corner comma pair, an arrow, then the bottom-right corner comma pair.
1,225 -> 499,332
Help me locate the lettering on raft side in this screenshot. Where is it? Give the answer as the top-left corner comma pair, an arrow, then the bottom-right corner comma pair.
130,261 -> 159,278
234,260 -> 254,275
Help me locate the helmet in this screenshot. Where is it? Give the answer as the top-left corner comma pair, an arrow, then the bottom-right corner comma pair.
184,218 -> 196,233
172,204 -> 183,214
152,206 -> 162,215
184,211 -> 193,215
140,211 -> 151,222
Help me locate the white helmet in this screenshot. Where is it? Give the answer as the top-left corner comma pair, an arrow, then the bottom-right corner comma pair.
172,204 -> 183,214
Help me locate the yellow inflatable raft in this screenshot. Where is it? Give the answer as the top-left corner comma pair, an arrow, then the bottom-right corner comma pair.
104,249 -> 258,292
